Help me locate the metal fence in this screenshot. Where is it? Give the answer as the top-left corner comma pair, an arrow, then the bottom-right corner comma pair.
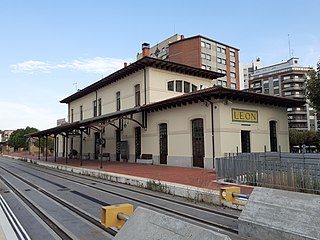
216,152 -> 320,194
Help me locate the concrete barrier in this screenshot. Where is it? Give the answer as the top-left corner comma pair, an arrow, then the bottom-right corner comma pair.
114,207 -> 231,240
239,187 -> 320,240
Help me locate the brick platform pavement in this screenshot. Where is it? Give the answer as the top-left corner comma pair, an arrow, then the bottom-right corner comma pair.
6,153 -> 253,194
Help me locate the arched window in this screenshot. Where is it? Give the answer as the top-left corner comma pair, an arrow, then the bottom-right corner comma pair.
135,84 -> 140,106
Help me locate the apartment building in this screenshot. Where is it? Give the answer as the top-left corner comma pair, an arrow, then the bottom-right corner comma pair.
137,34 -> 240,90
0,130 -> 14,142
28,47 -> 303,169
240,57 -> 264,89
0,129 -> 14,153
249,57 -> 315,131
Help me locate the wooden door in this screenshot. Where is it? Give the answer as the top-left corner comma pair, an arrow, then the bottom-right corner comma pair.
116,129 -> 121,161
135,127 -> 141,161
192,119 -> 204,168
94,132 -> 100,159
159,123 -> 168,164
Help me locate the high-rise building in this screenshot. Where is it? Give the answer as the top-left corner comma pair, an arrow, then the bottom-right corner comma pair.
249,57 -> 315,131
240,57 -> 264,89
137,34 -> 240,90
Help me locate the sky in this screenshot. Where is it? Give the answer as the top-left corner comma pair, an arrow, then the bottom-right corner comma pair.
1,0 -> 319,131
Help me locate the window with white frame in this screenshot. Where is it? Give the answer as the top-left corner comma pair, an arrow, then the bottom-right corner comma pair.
184,81 -> 190,93
116,91 -> 120,111
176,80 -> 182,92
98,98 -> 102,116
135,84 -> 140,106
80,105 -> 83,120
167,81 -> 174,91
93,100 -> 97,117
71,108 -> 74,122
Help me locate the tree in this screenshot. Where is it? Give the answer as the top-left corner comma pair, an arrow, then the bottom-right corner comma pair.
289,130 -> 320,152
8,127 -> 38,151
34,136 -> 54,152
306,61 -> 320,111
289,130 -> 304,148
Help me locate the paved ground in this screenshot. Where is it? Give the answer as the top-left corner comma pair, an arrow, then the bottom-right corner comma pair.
6,153 -> 253,194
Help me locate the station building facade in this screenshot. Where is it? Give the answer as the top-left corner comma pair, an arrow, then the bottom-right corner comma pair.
29,56 -> 303,169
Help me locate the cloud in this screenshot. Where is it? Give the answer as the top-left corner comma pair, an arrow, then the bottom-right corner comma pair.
303,41 -> 320,67
10,57 -> 131,75
0,101 -> 60,130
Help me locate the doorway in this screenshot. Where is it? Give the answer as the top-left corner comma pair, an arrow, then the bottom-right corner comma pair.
135,127 -> 141,162
269,121 -> 277,152
94,132 -> 100,159
241,130 -> 251,153
159,123 -> 167,164
192,118 -> 204,168
116,129 -> 121,161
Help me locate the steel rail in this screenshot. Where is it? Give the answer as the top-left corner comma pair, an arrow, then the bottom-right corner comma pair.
2,164 -> 238,235
0,175 -> 73,240
0,166 -> 118,237
12,159 -> 239,220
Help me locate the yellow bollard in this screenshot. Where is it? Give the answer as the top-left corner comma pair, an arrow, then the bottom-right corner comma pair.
101,204 -> 134,230
220,186 -> 246,206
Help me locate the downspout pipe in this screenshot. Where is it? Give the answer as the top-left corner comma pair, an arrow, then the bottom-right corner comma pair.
144,68 -> 147,105
205,98 -> 215,168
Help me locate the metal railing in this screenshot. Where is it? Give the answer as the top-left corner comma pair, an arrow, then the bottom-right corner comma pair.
216,152 -> 320,194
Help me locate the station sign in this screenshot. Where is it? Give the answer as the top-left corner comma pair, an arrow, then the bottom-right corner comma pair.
232,108 -> 258,123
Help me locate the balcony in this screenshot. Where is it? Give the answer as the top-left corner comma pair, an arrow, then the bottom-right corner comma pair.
289,127 -> 309,131
284,94 -> 306,100
289,123 -> 308,129
252,84 -> 262,90
288,118 -> 308,123
288,110 -> 307,115
282,86 -> 304,92
282,78 -> 306,84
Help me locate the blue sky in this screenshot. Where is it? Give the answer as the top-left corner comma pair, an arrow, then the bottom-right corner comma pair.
1,0 -> 319,130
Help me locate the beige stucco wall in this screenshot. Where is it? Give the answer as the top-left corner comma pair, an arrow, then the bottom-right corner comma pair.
58,66 -> 290,169
147,68 -> 216,103
68,67 -> 217,122
60,98 -> 289,169
142,103 -> 212,168
214,101 -> 289,156
68,71 -> 144,122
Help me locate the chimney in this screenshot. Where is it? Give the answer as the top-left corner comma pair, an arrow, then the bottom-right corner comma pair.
142,42 -> 150,57
124,62 -> 128,67
181,35 -> 184,40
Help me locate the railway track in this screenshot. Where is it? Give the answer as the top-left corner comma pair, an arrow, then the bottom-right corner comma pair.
0,157 -> 241,238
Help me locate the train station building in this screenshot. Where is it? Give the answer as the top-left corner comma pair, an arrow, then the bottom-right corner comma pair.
28,52 -> 303,169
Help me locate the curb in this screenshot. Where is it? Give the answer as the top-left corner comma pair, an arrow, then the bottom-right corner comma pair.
2,155 -> 243,209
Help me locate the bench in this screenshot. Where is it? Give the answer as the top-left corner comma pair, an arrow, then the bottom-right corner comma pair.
98,153 -> 110,161
82,153 -> 90,160
68,149 -> 78,159
136,154 -> 153,164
